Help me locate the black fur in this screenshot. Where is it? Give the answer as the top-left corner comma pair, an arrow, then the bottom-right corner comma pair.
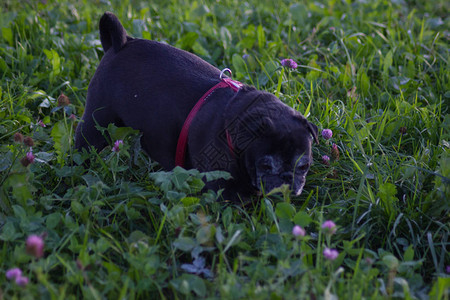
99,12 -> 128,52
76,12 -> 319,201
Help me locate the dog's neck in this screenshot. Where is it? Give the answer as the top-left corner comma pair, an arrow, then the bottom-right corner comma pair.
175,78 -> 242,168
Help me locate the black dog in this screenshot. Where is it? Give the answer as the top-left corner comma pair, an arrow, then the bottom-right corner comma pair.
75,12 -> 318,200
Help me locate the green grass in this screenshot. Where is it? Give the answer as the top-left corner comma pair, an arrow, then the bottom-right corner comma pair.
0,0 -> 449,298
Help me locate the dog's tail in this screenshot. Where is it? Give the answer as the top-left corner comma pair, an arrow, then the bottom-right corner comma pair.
99,12 -> 128,53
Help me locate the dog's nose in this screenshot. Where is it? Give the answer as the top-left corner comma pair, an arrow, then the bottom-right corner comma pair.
280,171 -> 293,183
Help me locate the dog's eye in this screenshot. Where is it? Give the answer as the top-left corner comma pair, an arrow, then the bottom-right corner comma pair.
260,161 -> 273,172
297,163 -> 310,172
258,157 -> 274,172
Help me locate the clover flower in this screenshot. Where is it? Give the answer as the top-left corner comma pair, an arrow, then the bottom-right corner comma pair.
69,114 -> 77,121
331,143 -> 340,160
20,151 -> 35,167
292,225 -> 306,237
112,140 -> 124,152
5,268 -> 29,287
57,93 -> 70,106
23,136 -> 34,147
281,58 -> 298,69
6,268 -> 22,280
322,220 -> 337,235
15,276 -> 29,287
37,120 -> 46,127
14,132 -> 24,143
26,234 -> 44,259
27,152 -> 35,163
322,129 -> 333,140
323,248 -> 339,260
322,155 -> 330,165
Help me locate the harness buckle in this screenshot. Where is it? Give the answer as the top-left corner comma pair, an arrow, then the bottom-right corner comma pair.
219,68 -> 232,80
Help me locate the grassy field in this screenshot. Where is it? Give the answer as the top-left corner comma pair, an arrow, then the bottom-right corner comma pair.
0,0 -> 449,298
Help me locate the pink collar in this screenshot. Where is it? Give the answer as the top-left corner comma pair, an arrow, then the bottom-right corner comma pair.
175,74 -> 242,168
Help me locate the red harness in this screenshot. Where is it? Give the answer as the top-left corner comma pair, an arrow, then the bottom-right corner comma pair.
175,76 -> 242,168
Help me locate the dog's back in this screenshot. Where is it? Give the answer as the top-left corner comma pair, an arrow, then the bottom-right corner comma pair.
75,12 -> 221,167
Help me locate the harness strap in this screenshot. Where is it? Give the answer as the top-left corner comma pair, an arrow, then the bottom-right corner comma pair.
175,77 -> 242,168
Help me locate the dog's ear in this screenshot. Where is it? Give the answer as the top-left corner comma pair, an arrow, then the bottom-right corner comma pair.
99,12 -> 128,53
306,121 -> 319,144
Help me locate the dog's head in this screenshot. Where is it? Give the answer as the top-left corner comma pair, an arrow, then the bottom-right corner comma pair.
226,88 -> 318,196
